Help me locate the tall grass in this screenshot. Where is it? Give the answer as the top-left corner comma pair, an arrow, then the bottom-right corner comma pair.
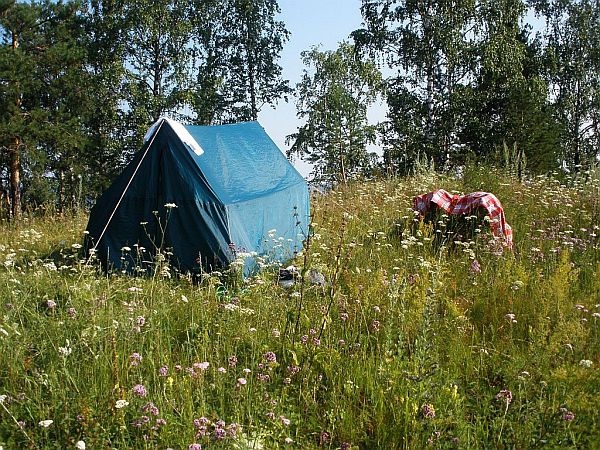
0,166 -> 599,449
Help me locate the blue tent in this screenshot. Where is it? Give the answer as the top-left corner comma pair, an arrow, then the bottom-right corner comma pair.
85,119 -> 310,275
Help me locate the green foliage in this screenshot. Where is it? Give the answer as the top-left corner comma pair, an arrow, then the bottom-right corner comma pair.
287,42 -> 383,185
0,169 -> 599,448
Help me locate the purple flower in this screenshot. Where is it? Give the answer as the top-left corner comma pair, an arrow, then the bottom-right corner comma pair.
193,361 -> 209,371
67,307 -> 77,318
287,365 -> 301,376
213,427 -> 227,440
263,351 -> 277,363
136,316 -> 146,327
142,402 -> 159,416
226,422 -> 241,438
300,335 -> 308,344
158,366 -> 168,376
236,377 -> 247,388
188,444 -> 202,450
470,259 -> 481,274
496,389 -> 513,405
130,352 -> 143,366
319,431 -> 331,445
371,320 -> 381,332
193,416 -> 210,428
132,384 -> 147,397
156,418 -> 167,426
560,408 -> 575,421
47,299 -> 57,309
228,355 -> 238,368
421,403 -> 436,419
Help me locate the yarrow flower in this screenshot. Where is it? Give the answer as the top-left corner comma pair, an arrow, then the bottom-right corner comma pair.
236,378 -> 247,388
38,419 -> 53,428
75,441 -> 86,449
46,299 -> 57,309
115,399 -> 129,409
579,359 -> 593,368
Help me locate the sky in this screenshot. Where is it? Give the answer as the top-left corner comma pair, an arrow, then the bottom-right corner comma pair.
257,0 -> 379,177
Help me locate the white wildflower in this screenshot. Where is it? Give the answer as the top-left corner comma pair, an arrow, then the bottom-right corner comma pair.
39,420 -> 54,428
115,399 -> 129,409
579,359 -> 593,368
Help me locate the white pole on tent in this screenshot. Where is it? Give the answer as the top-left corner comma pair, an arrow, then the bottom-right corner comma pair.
91,119 -> 165,254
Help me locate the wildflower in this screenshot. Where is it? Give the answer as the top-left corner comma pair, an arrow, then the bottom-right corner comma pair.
284,437 -> 294,444
218,367 -> 227,374
213,427 -> 227,440
75,441 -> 86,449
226,422 -> 241,438
279,415 -> 291,426
164,203 -> 178,209
579,359 -> 593,368
312,337 -> 321,346
236,378 -> 247,388
159,366 -> 168,376
371,320 -> 381,332
319,431 -> 331,445
128,286 -> 143,293
243,368 -> 251,374
47,299 -> 57,309
58,341 -> 72,357
136,316 -> 146,327
132,384 -> 148,397
142,402 -> 159,416
504,313 -> 517,324
228,355 -> 238,367
340,312 -> 349,322
130,352 -> 143,366
121,246 -> 131,252
67,307 -> 77,318
264,351 -> 277,363
266,412 -> 276,420
300,334 -> 308,344
470,259 -> 481,274
115,399 -> 129,409
188,444 -> 201,450
421,403 -> 436,419
39,419 -> 53,428
560,407 -> 575,421
373,305 -> 381,313
272,328 -> 281,338
193,362 -> 210,371
156,418 -> 167,427
496,389 -> 513,405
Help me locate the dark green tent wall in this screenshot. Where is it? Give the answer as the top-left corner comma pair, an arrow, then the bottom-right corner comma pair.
85,119 -> 310,275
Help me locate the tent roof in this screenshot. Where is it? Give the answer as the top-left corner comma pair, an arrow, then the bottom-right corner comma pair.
159,121 -> 305,205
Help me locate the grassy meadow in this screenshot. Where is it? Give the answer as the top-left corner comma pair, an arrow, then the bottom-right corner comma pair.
0,165 -> 599,449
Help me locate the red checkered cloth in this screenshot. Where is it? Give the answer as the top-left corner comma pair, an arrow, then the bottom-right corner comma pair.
413,189 -> 513,249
